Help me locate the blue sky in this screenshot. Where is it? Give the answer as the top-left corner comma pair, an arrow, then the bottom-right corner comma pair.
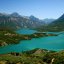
0,0 -> 64,19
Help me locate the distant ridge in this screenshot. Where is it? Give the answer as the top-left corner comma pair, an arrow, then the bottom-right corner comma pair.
47,13 -> 64,31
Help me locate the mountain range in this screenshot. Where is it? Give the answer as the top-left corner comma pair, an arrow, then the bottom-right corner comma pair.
47,14 -> 64,31
0,12 -> 45,30
0,12 -> 64,31
35,13 -> 64,32
43,18 -> 55,24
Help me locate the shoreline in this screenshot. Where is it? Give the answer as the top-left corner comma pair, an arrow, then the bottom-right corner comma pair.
0,31 -> 58,47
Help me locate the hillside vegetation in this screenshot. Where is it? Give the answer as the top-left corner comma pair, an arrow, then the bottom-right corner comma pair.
0,29 -> 58,46
0,48 -> 64,64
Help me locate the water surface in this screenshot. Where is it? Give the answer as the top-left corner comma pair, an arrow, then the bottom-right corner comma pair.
0,29 -> 64,54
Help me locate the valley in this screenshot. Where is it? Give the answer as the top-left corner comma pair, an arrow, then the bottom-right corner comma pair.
0,0 -> 64,63
0,12 -> 64,64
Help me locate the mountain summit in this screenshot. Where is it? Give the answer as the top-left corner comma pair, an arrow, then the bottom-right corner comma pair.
10,12 -> 21,17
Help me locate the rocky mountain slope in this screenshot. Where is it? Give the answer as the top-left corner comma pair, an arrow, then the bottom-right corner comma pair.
48,14 -> 64,31
0,12 -> 45,30
37,14 -> 64,32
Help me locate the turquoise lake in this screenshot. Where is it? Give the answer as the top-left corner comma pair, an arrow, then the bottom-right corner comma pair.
0,29 -> 64,54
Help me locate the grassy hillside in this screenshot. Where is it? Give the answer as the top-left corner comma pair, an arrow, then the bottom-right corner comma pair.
0,49 -> 64,64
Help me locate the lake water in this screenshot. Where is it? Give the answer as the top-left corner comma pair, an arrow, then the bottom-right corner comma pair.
0,29 -> 64,54
16,29 -> 37,34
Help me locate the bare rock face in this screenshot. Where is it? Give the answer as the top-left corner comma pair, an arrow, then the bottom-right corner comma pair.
33,49 -> 43,55
0,42 -> 8,46
0,61 -> 7,64
0,12 -> 45,30
16,62 -> 21,64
